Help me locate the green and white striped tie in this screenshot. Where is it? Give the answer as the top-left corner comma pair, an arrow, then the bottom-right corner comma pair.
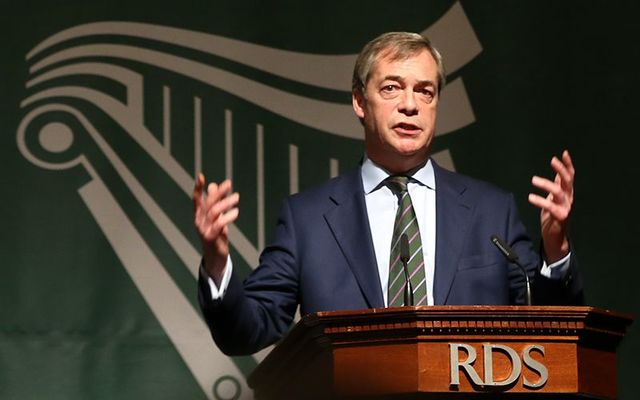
386,176 -> 427,306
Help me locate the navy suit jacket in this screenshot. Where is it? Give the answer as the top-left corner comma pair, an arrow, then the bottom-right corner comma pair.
199,162 -> 583,355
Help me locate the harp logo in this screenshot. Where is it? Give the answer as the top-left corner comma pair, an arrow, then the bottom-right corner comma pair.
16,2 -> 481,398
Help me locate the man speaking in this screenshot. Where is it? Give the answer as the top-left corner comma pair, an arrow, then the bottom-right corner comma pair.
193,32 -> 583,355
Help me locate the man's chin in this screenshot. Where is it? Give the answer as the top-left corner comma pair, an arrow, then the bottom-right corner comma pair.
391,148 -> 429,166
394,145 -> 428,158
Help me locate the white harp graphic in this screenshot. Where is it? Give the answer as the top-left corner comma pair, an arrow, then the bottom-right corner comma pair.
17,2 -> 481,398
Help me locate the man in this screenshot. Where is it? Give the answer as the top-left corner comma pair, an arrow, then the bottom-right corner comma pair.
194,32 -> 583,356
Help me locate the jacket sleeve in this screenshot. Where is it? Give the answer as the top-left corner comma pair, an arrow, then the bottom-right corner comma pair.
503,193 -> 584,305
198,198 -> 300,356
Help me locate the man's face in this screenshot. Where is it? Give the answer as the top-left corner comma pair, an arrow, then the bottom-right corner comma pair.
353,49 -> 439,173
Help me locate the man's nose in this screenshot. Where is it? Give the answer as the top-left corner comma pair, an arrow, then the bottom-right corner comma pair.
398,89 -> 418,115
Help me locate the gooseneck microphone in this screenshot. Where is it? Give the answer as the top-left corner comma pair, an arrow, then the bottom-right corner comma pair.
400,234 -> 414,306
490,235 -> 532,306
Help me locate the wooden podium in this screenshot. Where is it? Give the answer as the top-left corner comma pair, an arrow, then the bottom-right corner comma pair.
248,306 -> 632,399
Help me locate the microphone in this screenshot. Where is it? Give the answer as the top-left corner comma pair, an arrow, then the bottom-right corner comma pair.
400,234 -> 414,306
490,235 -> 532,306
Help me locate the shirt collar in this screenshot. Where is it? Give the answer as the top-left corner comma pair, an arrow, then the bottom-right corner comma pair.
361,156 -> 436,194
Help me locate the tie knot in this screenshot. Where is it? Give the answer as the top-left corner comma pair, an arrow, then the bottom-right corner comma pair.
385,175 -> 409,195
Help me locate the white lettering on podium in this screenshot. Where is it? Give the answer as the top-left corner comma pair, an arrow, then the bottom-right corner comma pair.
449,343 -> 484,386
449,343 -> 548,389
522,345 -> 549,388
483,344 -> 521,386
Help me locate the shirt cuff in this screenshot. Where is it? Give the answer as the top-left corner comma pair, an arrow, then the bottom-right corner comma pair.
539,252 -> 571,280
199,256 -> 233,300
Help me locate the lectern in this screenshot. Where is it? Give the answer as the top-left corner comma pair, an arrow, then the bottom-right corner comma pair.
248,306 -> 632,399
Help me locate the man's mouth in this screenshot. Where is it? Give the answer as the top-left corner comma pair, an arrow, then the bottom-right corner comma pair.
393,122 -> 421,134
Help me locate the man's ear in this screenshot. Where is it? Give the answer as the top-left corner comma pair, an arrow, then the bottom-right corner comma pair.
352,90 -> 366,119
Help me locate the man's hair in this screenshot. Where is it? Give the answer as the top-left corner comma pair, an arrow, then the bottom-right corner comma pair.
351,32 -> 446,97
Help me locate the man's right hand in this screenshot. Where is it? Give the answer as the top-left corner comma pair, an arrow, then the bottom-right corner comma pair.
193,174 -> 240,286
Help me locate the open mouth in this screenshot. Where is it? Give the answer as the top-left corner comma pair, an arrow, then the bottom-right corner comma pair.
394,122 -> 421,134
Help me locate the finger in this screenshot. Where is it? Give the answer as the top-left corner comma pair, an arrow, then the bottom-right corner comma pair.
204,180 -> 235,213
562,150 -> 575,177
203,208 -> 239,240
193,173 -> 206,213
531,176 -> 565,202
194,173 -> 205,192
199,182 -> 217,226
528,193 -> 569,220
209,179 -> 232,203
217,207 -> 240,228
218,179 -> 233,195
193,174 -> 208,224
201,191 -> 239,235
207,192 -> 240,221
205,181 -> 219,203
528,193 -> 553,208
550,156 -> 573,190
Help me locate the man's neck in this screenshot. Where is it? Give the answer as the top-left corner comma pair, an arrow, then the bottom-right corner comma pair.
368,155 -> 429,175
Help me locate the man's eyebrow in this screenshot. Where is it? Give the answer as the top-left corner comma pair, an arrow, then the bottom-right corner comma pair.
380,75 -> 436,87
416,79 -> 436,87
381,75 -> 403,83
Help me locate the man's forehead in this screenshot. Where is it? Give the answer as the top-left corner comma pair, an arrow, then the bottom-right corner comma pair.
379,46 -> 427,62
369,49 -> 437,80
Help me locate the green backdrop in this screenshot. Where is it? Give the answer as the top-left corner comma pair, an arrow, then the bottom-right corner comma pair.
2,1 -> 639,399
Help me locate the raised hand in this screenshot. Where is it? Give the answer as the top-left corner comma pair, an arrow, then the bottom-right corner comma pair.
528,150 -> 575,263
193,174 -> 240,284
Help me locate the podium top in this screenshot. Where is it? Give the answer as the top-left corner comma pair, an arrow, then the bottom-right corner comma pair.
313,305 -> 632,325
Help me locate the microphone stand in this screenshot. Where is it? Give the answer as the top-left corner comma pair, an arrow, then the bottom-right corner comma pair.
490,235 -> 532,306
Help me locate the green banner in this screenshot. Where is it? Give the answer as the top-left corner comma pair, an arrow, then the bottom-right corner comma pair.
2,1 -> 638,399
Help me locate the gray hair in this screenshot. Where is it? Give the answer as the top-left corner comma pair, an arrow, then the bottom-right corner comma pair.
352,32 -> 446,97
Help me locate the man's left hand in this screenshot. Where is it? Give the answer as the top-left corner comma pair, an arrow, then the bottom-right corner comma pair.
528,150 -> 575,263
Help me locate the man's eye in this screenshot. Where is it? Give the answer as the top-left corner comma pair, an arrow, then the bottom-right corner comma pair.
420,88 -> 434,96
419,89 -> 435,101
381,85 -> 398,92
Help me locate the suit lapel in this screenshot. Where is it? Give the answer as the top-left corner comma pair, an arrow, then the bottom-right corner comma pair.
324,169 -> 385,309
432,163 -> 473,304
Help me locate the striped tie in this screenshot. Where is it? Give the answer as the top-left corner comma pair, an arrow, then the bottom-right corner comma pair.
386,176 -> 427,306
